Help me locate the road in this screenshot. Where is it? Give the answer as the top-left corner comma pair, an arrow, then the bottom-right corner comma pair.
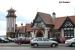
0,43 -> 75,50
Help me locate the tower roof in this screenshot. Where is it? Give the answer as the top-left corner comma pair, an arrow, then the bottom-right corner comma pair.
6,8 -> 17,18
7,8 -> 16,12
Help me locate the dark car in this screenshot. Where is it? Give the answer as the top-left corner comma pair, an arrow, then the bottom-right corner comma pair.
15,37 -> 30,45
0,37 -> 9,43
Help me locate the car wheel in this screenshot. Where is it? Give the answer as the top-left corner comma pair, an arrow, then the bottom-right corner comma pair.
33,44 -> 38,47
71,43 -> 75,47
51,43 -> 57,47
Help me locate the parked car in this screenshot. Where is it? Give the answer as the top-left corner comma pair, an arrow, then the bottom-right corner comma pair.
49,37 -> 64,43
0,37 -> 9,43
5,37 -> 15,42
59,36 -> 65,43
30,37 -> 58,47
65,38 -> 75,47
15,37 -> 30,45
49,38 -> 57,41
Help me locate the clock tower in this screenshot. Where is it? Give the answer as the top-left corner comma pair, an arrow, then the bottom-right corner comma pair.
6,8 -> 17,38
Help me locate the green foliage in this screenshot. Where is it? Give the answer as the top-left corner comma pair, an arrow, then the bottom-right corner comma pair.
50,28 -> 60,38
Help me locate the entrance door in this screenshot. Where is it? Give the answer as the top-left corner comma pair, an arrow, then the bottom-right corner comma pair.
36,30 -> 43,37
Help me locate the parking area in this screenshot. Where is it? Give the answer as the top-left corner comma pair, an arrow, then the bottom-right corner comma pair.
0,43 -> 71,47
0,43 -> 65,47
0,43 -> 75,50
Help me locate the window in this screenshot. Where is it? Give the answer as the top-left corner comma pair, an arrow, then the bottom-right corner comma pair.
43,38 -> 49,41
64,28 -> 74,38
37,38 -> 42,41
64,28 -> 66,30
36,22 -> 42,28
71,28 -> 73,30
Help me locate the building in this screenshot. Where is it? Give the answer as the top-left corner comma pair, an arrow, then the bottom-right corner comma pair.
6,8 -> 32,38
6,8 -> 17,38
15,23 -> 32,38
31,12 -> 54,38
6,9 -> 75,39
15,23 -> 26,38
31,12 -> 75,40
54,16 -> 75,39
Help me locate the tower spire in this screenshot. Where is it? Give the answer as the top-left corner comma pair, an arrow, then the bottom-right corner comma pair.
10,0 -> 13,8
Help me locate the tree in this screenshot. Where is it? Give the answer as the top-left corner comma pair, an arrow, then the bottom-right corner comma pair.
51,28 -> 60,38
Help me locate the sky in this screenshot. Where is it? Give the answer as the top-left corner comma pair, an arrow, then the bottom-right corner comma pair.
0,0 -> 75,36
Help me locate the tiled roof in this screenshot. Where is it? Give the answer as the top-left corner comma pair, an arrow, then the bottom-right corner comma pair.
16,12 -> 75,32
54,17 -> 66,29
69,16 -> 75,24
15,24 -> 32,33
37,12 -> 53,25
25,24 -> 32,32
17,26 -> 26,33
54,16 -> 75,29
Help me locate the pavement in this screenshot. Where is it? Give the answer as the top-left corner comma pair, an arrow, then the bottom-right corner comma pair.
0,43 -> 65,47
59,43 -> 65,46
0,43 -> 74,50
0,43 -> 30,47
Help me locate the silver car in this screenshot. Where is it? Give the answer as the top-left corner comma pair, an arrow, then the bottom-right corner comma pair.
65,38 -> 75,47
30,37 -> 58,47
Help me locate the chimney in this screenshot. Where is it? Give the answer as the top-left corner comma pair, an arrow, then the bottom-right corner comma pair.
52,12 -> 56,22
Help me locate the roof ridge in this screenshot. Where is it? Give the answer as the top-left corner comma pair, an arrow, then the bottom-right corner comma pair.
56,15 -> 75,19
37,12 -> 51,15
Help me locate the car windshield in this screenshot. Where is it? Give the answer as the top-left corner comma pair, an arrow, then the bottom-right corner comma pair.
37,38 -> 42,41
